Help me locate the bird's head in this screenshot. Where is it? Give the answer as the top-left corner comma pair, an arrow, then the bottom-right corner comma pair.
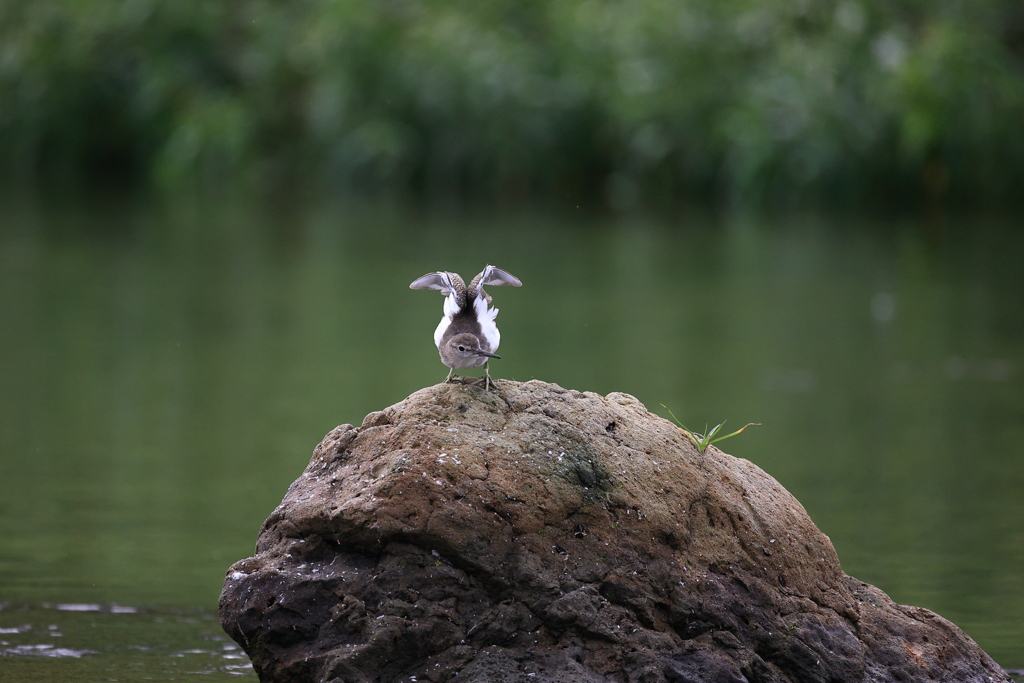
441,333 -> 500,369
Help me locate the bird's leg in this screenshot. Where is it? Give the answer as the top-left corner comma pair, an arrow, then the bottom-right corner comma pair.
444,367 -> 458,383
483,361 -> 492,391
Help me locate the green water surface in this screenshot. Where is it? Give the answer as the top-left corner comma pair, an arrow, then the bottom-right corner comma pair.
1,197 -> 1022,679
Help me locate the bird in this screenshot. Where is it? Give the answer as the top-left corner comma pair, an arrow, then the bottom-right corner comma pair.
409,264 -> 522,390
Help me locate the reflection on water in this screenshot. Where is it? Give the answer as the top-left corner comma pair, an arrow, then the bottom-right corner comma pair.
0,602 -> 252,679
1,197 -> 1022,677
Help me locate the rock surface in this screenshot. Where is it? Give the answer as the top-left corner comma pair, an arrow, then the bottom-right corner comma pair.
219,380 -> 1010,683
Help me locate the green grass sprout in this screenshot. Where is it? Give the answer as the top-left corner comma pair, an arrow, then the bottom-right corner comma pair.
661,405 -> 760,454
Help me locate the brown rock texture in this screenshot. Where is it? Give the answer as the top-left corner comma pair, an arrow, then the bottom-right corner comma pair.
219,380 -> 1010,683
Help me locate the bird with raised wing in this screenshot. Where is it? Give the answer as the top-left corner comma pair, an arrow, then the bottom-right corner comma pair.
409,265 -> 522,390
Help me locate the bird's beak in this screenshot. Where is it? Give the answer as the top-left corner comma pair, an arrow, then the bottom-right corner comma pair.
476,351 -> 501,359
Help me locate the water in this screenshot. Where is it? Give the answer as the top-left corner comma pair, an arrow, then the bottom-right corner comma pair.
1,197 -> 1022,679
0,603 -> 249,681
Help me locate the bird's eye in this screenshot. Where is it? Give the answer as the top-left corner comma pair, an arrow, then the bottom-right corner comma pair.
457,345 -> 466,352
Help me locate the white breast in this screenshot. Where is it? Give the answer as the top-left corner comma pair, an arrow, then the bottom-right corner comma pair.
474,295 -> 500,352
432,315 -> 450,349
432,290 -> 460,348
432,291 -> 501,351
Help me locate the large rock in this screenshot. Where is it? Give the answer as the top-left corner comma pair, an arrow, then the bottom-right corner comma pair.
219,380 -> 1009,683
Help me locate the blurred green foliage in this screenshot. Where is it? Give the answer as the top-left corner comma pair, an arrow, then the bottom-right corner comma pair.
1,0 -> 1022,206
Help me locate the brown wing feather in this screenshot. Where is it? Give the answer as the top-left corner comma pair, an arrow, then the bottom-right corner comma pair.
469,265 -> 521,305
410,271 -> 468,309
